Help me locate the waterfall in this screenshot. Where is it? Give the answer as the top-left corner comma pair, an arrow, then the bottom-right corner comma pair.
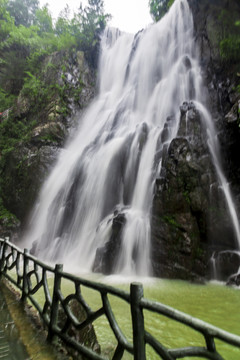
23,0 -> 240,275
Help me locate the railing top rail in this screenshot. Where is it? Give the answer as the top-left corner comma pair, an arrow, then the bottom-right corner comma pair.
61,270 -> 131,302
141,298 -> 240,348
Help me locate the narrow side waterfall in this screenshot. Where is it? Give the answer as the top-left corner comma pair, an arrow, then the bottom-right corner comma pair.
23,0 -> 240,276
193,102 -> 240,250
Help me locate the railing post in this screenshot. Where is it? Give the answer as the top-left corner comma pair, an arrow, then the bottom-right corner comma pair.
0,238 -> 7,277
21,248 -> 29,301
47,263 -> 63,342
130,282 -> 146,360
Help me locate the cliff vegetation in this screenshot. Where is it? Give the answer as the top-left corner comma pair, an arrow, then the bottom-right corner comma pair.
0,0 -> 110,234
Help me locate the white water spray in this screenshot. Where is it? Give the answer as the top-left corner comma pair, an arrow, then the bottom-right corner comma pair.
23,0 -> 240,275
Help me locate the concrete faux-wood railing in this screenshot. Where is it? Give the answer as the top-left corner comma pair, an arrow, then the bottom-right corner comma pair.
0,238 -> 239,360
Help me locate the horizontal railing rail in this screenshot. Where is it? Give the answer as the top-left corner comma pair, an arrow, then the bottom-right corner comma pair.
0,237 -> 239,359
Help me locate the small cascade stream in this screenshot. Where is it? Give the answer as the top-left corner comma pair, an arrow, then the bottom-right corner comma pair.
23,0 -> 240,276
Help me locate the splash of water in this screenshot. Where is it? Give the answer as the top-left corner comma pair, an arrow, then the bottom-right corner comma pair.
23,0 -> 240,275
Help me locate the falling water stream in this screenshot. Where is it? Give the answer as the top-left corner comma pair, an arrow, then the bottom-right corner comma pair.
23,0 -> 240,275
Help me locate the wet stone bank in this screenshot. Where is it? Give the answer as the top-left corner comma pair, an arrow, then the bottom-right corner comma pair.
0,280 -> 67,360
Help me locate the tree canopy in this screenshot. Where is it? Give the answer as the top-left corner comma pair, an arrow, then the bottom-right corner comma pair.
0,0 -> 110,106
149,0 -> 175,22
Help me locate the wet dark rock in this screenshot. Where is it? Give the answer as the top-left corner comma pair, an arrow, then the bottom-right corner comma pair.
151,100 -> 237,281
227,273 -> 240,287
93,213 -> 126,275
214,251 -> 240,281
31,121 -> 66,146
225,100 -> 240,124
188,0 -> 240,211
152,104 -> 210,280
29,240 -> 38,256
180,101 -> 189,115
183,55 -> 192,70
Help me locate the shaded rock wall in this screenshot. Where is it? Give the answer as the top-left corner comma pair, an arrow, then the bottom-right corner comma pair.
190,0 -> 240,281
188,0 -> 240,192
0,50 -> 96,238
151,102 -> 227,280
150,0 -> 240,281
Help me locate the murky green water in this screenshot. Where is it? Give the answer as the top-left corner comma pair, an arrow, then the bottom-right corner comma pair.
143,279 -> 240,359
72,277 -> 240,359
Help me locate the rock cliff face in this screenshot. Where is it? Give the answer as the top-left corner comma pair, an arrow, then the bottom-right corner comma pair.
191,0 -> 240,283
0,50 -> 96,238
188,0 -> 240,190
150,0 -> 240,281
151,101 -> 232,281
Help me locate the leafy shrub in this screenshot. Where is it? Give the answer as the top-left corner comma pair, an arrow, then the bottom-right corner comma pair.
0,88 -> 15,111
22,71 -> 49,103
149,0 -> 175,22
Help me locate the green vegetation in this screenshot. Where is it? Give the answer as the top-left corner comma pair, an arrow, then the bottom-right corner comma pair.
219,13 -> 240,63
163,215 -> 181,229
0,0 -> 110,227
0,197 -> 19,228
0,0 -> 110,103
149,0 -> 175,22
218,14 -> 240,122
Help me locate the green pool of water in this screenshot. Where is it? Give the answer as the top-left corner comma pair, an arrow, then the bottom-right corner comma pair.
73,276 -> 240,359
143,279 -> 240,359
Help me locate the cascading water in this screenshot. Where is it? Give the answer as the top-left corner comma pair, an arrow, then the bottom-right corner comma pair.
23,0 -> 240,276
